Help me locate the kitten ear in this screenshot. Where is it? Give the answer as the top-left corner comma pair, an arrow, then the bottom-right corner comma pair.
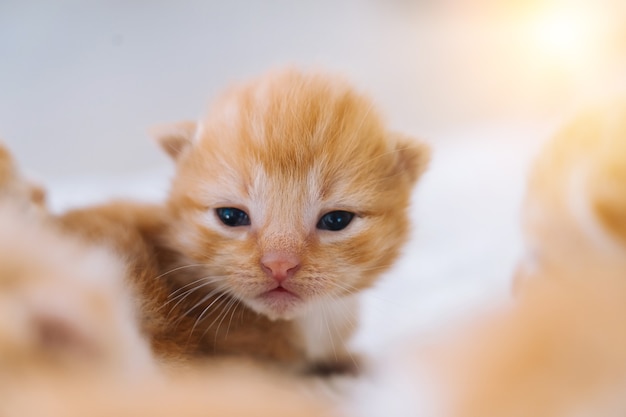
391,132 -> 431,184
0,141 -> 16,179
150,120 -> 198,160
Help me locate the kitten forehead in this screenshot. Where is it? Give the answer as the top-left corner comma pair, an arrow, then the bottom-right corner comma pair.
249,164 -> 316,231
201,70 -> 391,172
174,69 -> 426,227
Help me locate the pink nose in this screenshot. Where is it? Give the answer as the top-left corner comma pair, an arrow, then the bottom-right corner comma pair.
260,253 -> 300,282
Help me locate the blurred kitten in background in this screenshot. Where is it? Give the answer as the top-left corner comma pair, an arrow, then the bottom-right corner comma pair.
517,99 -> 626,288
442,101 -> 626,417
348,101 -> 626,417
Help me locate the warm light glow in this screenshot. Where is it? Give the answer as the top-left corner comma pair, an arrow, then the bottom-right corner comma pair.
525,2 -> 609,70
520,0 -> 619,95
532,12 -> 590,60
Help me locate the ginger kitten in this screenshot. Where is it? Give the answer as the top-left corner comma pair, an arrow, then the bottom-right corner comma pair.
152,69 -> 429,371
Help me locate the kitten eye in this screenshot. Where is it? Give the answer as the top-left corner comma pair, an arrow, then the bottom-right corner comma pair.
215,207 -> 250,227
316,211 -> 355,231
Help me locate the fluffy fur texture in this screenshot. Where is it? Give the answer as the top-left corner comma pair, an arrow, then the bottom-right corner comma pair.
57,202 -> 206,362
61,69 -> 429,371
154,69 -> 429,370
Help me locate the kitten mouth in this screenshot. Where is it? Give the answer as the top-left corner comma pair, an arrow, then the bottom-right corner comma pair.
269,286 -> 291,294
256,285 -> 303,318
264,285 -> 299,298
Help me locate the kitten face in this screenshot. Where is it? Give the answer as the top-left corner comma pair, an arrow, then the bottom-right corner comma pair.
158,70 -> 428,320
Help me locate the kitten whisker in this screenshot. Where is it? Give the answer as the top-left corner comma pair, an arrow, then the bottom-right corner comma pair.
333,295 -> 360,331
194,295 -> 236,347
349,101 -> 375,144
161,282 -> 211,316
324,295 -> 361,373
152,263 -> 208,280
188,291 -> 230,339
358,264 -> 394,273
214,296 -> 239,344
321,301 -> 338,362
167,276 -> 226,299
161,277 -> 224,316
173,287 -> 224,328
328,280 -> 358,296
224,298 -> 242,341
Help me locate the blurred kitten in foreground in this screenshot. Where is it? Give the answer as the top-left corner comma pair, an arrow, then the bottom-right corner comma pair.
0,204 -> 152,378
0,143 -> 331,417
0,143 -> 152,377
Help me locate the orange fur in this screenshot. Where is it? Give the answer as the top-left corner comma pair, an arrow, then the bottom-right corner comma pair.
153,68 -> 429,370
59,200 -> 309,366
56,69 -> 428,372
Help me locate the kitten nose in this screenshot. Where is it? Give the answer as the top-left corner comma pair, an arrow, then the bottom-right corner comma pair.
260,253 -> 300,282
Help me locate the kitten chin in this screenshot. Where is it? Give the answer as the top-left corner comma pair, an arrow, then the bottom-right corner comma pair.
155,69 -> 429,324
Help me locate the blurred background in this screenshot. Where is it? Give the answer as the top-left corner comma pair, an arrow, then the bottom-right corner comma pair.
1,0 -> 625,342
2,0 -> 625,178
